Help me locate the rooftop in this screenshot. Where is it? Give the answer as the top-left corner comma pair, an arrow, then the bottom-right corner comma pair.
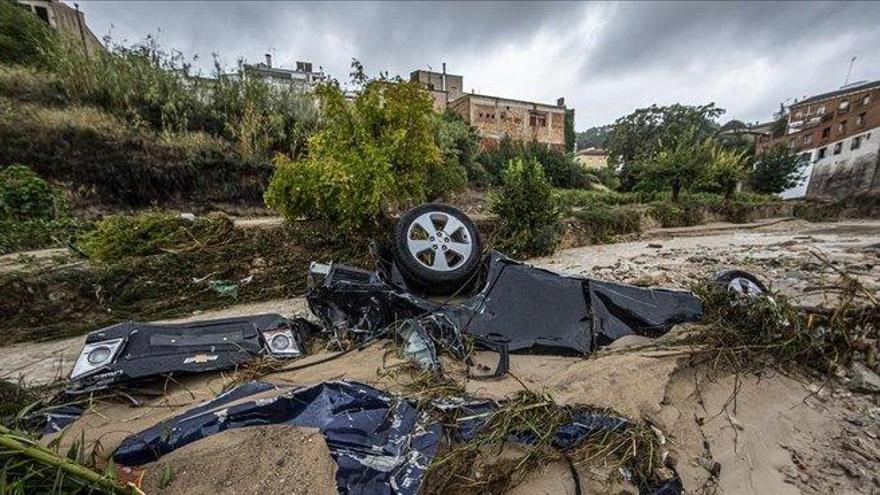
793,79 -> 880,107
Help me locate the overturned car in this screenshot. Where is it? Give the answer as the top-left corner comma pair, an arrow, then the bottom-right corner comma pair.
67,203 -> 764,393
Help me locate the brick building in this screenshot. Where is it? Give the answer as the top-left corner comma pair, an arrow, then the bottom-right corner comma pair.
448,93 -> 567,149
756,80 -> 880,199
411,66 -> 569,149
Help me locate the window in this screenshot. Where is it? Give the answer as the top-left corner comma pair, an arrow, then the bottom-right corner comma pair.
817,147 -> 827,159
822,127 -> 831,139
833,142 -> 842,155
838,100 -> 850,112
838,120 -> 847,134
817,105 -> 826,115
529,113 -> 547,127
863,95 -> 871,106
851,136 -> 861,150
803,134 -> 812,145
857,112 -> 866,126
794,111 -> 803,119
33,6 -> 50,24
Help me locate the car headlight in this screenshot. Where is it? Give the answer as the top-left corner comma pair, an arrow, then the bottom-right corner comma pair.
262,328 -> 301,357
71,338 -> 124,379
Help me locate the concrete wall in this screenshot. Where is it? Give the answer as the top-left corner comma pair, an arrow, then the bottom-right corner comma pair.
798,126 -> 880,200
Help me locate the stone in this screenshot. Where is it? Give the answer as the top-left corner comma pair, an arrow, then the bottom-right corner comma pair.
849,362 -> 880,394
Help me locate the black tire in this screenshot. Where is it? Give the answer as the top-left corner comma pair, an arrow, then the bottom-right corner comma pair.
392,203 -> 482,295
711,270 -> 767,296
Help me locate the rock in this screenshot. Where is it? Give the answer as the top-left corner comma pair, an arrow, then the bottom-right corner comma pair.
648,243 -> 663,249
849,362 -> 880,393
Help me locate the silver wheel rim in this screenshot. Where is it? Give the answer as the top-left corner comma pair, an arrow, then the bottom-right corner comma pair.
406,211 -> 473,272
727,277 -> 763,296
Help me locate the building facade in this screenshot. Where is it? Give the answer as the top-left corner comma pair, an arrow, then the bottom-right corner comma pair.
448,93 -> 568,149
409,68 -> 463,112
575,148 -> 608,169
756,80 -> 880,200
243,55 -> 327,91
15,0 -> 103,55
410,66 -> 570,149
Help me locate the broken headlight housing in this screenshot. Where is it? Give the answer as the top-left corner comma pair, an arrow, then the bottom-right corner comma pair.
261,327 -> 302,357
70,338 -> 125,380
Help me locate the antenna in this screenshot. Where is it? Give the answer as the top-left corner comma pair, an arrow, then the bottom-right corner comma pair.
844,56 -> 857,86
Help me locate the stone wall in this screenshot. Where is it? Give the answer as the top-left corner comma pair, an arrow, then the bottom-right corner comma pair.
806,148 -> 880,200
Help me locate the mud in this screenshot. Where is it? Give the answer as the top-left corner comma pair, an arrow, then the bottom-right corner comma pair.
7,218 -> 880,494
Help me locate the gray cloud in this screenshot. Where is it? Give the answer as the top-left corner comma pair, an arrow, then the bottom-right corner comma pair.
74,1 -> 880,129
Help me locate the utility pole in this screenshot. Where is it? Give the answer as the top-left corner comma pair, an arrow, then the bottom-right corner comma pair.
844,56 -> 857,86
74,3 -> 88,57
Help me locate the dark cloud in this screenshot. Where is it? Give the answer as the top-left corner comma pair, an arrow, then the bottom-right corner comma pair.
73,1 -> 880,129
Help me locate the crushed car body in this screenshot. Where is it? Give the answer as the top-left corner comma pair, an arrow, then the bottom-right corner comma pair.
308,250 -> 704,357
67,314 -> 317,393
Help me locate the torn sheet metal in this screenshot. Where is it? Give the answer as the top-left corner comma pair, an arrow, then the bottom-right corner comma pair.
309,251 -> 703,357
113,380 -> 441,495
66,314 -> 316,394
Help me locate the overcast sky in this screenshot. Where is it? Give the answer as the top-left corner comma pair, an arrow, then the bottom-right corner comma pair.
73,1 -> 880,130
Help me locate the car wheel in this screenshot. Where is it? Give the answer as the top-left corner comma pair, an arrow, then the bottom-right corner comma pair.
712,270 -> 767,297
392,203 -> 482,295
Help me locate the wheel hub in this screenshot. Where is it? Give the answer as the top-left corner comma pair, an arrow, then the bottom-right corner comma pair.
406,211 -> 473,272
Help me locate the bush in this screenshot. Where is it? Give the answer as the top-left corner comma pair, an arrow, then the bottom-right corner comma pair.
78,211 -> 234,263
265,80 -> 448,229
572,205 -> 642,243
435,110 -> 484,188
0,164 -> 66,220
648,201 -> 705,228
491,157 -> 563,256
750,143 -> 807,194
0,165 -> 85,254
476,137 -> 589,189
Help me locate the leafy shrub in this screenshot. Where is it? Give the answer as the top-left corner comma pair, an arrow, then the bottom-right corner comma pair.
78,211 -> 234,263
648,201 -> 705,228
265,80 -> 447,229
0,0 -> 58,68
0,164 -> 66,220
572,205 -> 642,243
476,137 -> 589,189
0,165 -> 85,254
491,157 -> 563,256
435,110 -> 484,188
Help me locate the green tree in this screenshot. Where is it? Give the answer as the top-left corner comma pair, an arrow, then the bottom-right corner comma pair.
564,109 -> 576,153
605,103 -> 725,190
491,157 -> 563,256
706,146 -> 750,199
575,124 -> 613,150
637,128 -> 713,201
749,143 -> 807,194
264,79 -> 444,229
434,110 -> 483,189
0,0 -> 58,68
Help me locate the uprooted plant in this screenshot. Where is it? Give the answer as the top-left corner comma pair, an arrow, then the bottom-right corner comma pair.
693,253 -> 879,375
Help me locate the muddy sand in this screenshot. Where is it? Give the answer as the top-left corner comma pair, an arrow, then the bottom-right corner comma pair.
7,218 -> 880,493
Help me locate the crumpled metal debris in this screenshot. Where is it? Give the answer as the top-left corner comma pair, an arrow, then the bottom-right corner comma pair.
308,250 -> 703,369
114,380 -> 441,495
113,379 -> 683,495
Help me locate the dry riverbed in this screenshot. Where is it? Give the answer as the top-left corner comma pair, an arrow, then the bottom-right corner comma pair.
2,218 -> 879,494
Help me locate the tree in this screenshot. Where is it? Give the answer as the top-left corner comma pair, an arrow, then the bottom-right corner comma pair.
605,103 -> 725,190
749,143 -> 807,194
706,147 -> 750,199
491,157 -> 563,256
564,109 -> 576,153
575,124 -> 613,151
265,78 -> 444,229
638,127 -> 713,201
